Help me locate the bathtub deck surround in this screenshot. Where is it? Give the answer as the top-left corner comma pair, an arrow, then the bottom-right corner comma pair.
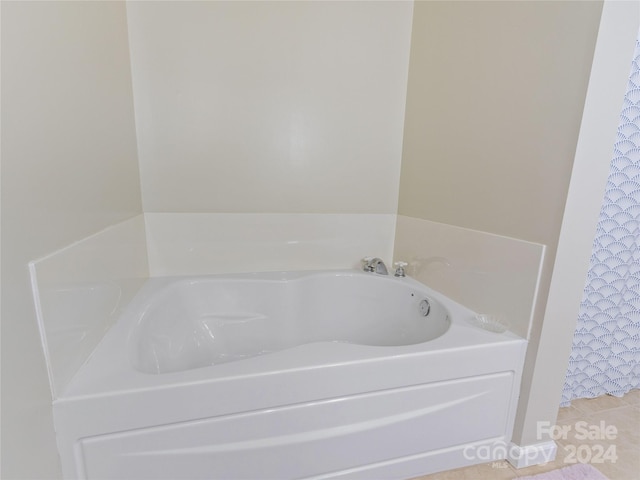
394,216 -> 545,340
52,270 -> 527,479
27,212 -> 541,479
28,216 -> 149,398
144,213 -> 397,276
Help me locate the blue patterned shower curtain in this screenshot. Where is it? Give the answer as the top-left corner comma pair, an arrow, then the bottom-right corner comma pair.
561,38 -> 640,406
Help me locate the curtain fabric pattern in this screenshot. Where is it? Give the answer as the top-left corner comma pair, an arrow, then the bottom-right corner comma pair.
562,39 -> 640,406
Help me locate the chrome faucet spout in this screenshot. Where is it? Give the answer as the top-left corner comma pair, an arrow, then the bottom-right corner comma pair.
362,257 -> 389,275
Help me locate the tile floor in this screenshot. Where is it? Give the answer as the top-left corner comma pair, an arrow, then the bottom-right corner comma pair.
411,389 -> 640,479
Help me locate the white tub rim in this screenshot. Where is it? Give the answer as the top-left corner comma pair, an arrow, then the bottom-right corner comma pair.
58,269 -> 526,401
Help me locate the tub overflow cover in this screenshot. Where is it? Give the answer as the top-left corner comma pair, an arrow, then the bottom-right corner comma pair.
419,299 -> 431,316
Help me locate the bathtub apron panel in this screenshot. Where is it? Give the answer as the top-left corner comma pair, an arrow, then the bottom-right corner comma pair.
79,374 -> 513,479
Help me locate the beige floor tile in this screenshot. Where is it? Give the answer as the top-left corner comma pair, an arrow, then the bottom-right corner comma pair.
555,404 -> 639,480
622,388 -> 640,406
556,404 -> 585,424
572,395 -> 632,416
566,407 -> 639,444
600,406 -> 640,445
411,461 -> 517,480
508,453 -> 573,478
589,442 -> 640,480
558,426 -> 640,480
511,463 -> 614,479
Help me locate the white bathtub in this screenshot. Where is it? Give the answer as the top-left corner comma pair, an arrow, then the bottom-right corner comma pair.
53,270 -> 527,480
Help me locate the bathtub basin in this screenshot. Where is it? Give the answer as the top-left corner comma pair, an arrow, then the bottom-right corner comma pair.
53,270 -> 527,480
131,272 -> 451,374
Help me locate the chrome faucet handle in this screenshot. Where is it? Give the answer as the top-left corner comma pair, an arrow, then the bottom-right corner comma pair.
362,257 -> 375,272
394,261 -> 408,277
362,257 -> 389,275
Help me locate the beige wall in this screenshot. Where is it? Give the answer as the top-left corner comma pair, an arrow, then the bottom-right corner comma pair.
126,0 -> 413,215
399,0 -> 602,246
398,0 -> 603,454
515,0 -> 640,448
1,2 -> 142,478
